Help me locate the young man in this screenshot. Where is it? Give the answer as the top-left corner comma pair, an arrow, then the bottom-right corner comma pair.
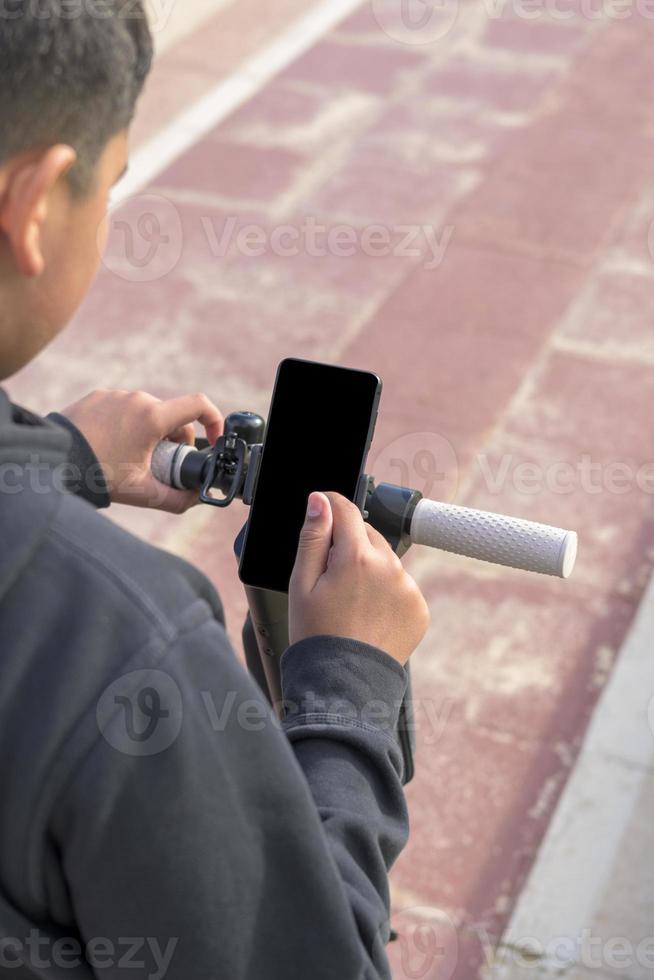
0,4 -> 430,979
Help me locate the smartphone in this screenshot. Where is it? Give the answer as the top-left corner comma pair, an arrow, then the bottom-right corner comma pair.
238,357 -> 382,594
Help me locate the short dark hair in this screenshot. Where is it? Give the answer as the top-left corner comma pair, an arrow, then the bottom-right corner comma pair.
0,1 -> 153,195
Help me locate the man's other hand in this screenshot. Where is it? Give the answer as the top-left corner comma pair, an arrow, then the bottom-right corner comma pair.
60,389 -> 224,513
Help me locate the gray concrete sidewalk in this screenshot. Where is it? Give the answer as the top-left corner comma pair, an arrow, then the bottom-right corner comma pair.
486,574 -> 654,980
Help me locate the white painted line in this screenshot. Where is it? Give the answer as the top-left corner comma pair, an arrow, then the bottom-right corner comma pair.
146,0 -> 237,57
116,0 -> 364,204
485,574 -> 654,978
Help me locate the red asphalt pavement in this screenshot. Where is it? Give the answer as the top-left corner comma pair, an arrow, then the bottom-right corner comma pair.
9,2 -> 654,977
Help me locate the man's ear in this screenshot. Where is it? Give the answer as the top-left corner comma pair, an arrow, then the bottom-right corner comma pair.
0,145 -> 77,278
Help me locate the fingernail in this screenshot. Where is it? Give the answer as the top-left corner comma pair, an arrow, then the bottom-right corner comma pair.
307,492 -> 323,519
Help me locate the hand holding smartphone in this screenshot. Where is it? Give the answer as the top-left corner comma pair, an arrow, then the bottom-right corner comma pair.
288,489 -> 430,667
239,357 -> 427,784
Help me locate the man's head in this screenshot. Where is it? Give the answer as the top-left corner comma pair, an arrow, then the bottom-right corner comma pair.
0,0 -> 153,379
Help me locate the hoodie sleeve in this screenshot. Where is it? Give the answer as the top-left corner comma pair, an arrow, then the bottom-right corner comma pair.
280,634 -> 410,964
46,411 -> 111,509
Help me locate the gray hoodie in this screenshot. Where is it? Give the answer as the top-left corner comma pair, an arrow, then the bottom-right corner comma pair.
0,389 -> 409,980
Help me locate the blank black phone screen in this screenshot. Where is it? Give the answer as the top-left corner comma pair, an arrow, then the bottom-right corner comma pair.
238,358 -> 381,594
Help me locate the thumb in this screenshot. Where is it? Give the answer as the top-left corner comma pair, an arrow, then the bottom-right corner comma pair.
293,492 -> 333,592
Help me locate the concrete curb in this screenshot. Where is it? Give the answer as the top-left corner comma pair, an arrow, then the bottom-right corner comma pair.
483,573 -> 654,978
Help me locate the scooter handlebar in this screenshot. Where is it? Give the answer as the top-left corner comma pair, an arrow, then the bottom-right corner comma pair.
152,439 -> 578,578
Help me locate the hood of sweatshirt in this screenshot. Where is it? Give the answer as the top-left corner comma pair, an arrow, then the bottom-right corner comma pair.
0,387 -> 72,602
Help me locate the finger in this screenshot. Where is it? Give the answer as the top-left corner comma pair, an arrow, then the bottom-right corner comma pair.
365,521 -> 395,554
140,472 -> 198,514
156,394 -> 224,446
366,526 -> 403,570
291,491 -> 335,593
322,491 -> 371,557
156,489 -> 199,515
166,423 -> 197,446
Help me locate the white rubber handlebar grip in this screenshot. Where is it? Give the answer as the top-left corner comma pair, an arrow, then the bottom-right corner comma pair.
151,440 -> 196,490
410,499 -> 578,578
